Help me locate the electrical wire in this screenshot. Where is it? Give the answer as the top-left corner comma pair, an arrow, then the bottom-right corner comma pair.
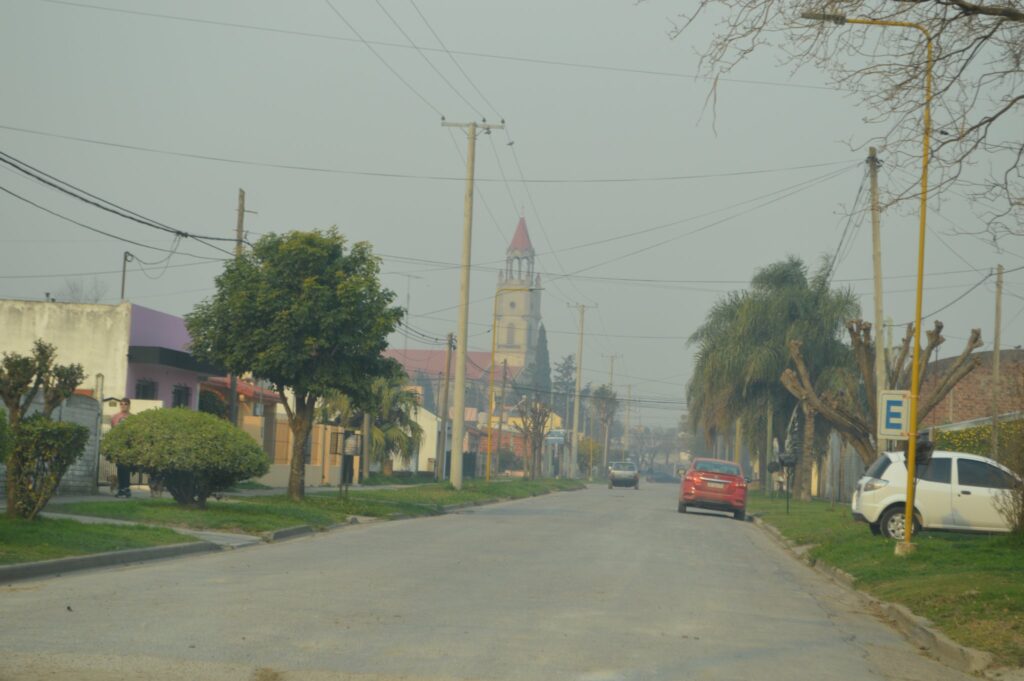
0,123 -> 854,185
0,184 -> 226,260
322,0 -> 445,117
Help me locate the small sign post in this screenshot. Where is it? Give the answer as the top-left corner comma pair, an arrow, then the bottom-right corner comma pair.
877,390 -> 911,441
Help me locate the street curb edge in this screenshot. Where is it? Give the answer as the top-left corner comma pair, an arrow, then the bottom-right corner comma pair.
0,541 -> 221,584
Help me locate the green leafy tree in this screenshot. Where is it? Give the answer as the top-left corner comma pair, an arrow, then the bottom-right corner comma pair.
687,257 -> 859,499
198,389 -> 228,419
592,384 -> 619,471
186,229 -> 402,501
515,396 -> 552,480
1,340 -> 86,517
553,354 -> 576,426
532,325 -> 552,400
103,408 -> 268,508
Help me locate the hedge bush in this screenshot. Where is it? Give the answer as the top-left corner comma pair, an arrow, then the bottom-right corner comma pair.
102,408 -> 269,508
934,420 -> 1024,459
10,416 -> 89,519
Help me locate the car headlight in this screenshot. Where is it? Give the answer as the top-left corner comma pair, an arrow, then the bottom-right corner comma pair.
862,478 -> 888,492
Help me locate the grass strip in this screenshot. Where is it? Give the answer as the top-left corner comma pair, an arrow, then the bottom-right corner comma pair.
0,516 -> 195,566
56,478 -> 586,535
747,493 -> 1024,666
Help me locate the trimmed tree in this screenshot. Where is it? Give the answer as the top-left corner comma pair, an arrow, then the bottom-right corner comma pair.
1,340 -> 87,518
102,408 -> 269,508
186,229 -> 403,501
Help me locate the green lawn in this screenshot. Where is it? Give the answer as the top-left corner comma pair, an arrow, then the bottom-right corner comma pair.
56,478 -> 585,536
748,494 -> 1024,666
0,516 -> 196,566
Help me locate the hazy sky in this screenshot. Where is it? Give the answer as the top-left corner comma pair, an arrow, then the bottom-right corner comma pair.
1,0 -> 1018,428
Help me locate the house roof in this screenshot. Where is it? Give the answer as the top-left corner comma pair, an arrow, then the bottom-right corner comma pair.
508,217 -> 534,254
385,348 -> 492,381
385,348 -> 526,383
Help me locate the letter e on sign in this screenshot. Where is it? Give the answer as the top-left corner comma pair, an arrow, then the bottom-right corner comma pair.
877,390 -> 911,441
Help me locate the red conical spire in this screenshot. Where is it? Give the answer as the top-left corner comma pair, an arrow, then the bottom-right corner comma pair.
508,217 -> 534,254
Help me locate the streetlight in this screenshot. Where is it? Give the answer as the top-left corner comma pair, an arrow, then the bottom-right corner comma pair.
801,11 -> 932,555
485,285 -> 539,481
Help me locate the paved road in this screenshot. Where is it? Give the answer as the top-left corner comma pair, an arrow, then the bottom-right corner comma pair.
1,484 -> 973,681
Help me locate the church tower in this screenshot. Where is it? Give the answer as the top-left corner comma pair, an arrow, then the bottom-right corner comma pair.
495,217 -> 542,371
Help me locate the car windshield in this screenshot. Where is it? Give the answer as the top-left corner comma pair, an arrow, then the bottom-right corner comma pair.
693,461 -> 741,476
611,462 -> 635,471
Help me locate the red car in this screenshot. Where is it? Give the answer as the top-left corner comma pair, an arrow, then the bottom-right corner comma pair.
678,458 -> 747,520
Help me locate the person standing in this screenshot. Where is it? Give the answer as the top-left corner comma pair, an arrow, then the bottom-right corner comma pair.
112,398 -> 132,498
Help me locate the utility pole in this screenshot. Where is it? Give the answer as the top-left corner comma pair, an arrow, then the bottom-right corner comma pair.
120,251 -> 134,300
603,354 -> 620,388
442,119 -> 504,490
398,274 -> 423,358
992,264 -> 1004,457
569,304 -> 591,480
495,360 -> 508,477
624,385 -> 632,462
764,407 -> 773,495
436,333 -> 454,481
229,188 -> 247,428
868,148 -> 887,451
734,418 -> 742,465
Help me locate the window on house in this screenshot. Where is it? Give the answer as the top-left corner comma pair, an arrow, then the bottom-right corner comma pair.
171,385 -> 191,408
135,379 -> 157,400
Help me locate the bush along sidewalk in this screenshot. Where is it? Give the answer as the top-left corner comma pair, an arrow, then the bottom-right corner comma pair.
747,493 -> 1024,668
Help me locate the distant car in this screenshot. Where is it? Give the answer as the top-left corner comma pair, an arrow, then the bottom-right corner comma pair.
608,461 -> 640,489
852,450 -> 1019,538
678,458 -> 747,520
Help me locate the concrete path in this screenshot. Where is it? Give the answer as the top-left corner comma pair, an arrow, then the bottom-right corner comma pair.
39,511 -> 263,548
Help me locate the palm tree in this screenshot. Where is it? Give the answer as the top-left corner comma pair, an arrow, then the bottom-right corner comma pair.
686,256 -> 859,499
366,374 -> 424,473
592,384 -> 618,471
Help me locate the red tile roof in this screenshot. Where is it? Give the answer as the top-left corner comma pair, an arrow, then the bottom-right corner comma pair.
508,217 -> 534,253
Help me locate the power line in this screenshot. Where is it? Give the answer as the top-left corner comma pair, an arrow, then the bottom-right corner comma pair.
322,0 -> 444,117
0,124 -> 853,185
36,0 -> 840,93
0,150 -> 237,256
0,184 -> 226,260
372,0 -> 484,118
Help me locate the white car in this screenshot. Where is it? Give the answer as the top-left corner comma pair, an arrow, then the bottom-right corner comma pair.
851,450 -> 1019,539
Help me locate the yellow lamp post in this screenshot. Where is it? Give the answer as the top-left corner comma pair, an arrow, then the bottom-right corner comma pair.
485,285 -> 537,481
802,12 -> 932,554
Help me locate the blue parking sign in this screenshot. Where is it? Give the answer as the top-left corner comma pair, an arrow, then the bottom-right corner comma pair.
877,390 -> 911,440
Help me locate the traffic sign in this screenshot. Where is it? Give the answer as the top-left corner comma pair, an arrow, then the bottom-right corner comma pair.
877,390 -> 911,440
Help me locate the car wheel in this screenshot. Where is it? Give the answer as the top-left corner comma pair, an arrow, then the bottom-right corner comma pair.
677,501 -> 686,513
879,506 -> 918,539
869,522 -> 882,536
733,509 -> 745,521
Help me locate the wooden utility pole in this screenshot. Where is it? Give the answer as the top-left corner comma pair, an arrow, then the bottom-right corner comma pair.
734,418 -> 742,465
229,189 -> 246,428
442,119 -> 504,490
624,385 -> 632,461
495,360 -> 508,475
569,304 -> 590,480
868,148 -> 887,448
992,264 -> 1004,457
764,408 -> 773,494
435,333 -> 454,481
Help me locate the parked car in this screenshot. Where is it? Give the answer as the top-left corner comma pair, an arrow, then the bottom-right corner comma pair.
608,461 -> 640,489
678,458 -> 747,520
851,450 -> 1020,538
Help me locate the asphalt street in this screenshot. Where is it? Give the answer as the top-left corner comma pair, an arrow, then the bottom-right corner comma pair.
0,484 -> 975,681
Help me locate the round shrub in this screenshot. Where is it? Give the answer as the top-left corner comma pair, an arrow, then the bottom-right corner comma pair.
102,408 -> 269,507
11,415 -> 89,519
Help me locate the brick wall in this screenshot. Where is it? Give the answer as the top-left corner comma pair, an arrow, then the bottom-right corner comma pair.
920,349 -> 1024,429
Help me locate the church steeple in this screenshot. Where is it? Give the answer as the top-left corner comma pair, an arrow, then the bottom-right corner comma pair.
505,217 -> 535,281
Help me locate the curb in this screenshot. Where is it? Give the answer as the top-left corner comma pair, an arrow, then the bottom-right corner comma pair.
261,525 -> 314,542
0,541 -> 221,583
751,515 -> 993,675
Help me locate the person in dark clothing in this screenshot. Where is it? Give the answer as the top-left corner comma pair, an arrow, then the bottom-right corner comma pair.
112,398 -> 132,498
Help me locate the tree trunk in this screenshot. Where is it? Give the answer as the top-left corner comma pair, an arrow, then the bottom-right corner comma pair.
797,402 -> 815,501
602,421 -> 611,471
287,396 -> 315,501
